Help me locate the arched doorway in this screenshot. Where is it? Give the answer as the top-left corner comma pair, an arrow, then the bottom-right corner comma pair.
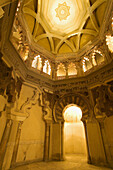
52,93 -> 91,162
63,104 -> 87,158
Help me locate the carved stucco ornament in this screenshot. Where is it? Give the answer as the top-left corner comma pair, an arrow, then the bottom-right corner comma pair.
43,101 -> 52,121
55,2 -> 70,21
94,84 -> 113,118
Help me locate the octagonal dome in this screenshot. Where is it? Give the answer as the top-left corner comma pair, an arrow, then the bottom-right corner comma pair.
41,0 -> 87,36
12,0 -> 108,55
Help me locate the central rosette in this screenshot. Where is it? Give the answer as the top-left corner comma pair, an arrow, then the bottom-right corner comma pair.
55,2 -> 70,21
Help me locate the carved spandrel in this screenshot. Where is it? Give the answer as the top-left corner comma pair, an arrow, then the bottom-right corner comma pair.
93,84 -> 113,118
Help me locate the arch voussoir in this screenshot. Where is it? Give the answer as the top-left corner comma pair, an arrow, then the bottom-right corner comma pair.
53,93 -> 91,122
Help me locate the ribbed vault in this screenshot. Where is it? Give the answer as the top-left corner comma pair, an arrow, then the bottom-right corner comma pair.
20,0 -> 107,55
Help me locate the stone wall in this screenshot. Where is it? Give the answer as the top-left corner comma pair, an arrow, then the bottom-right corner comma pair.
16,85 -> 45,164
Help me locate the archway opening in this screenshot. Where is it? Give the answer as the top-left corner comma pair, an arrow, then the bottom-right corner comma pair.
63,104 -> 87,159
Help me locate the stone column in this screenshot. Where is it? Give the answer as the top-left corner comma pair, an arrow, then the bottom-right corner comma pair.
25,51 -> 34,68
0,119 -> 13,169
64,63 -> 68,79
49,62 -> 53,79
92,55 -> 97,66
41,58 -> 45,72
61,121 -> 65,160
55,67 -> 58,80
44,120 -> 51,161
82,120 -> 91,164
103,42 -> 112,62
52,64 -> 58,80
76,62 -> 84,76
10,121 -> 23,168
89,57 -> 93,67
52,68 -> 55,80
51,63 -> 56,80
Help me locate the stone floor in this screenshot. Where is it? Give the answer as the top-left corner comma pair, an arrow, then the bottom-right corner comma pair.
12,154 -> 112,170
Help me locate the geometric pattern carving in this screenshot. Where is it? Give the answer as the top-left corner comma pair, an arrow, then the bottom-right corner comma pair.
55,2 -> 70,21
53,93 -> 90,122
20,0 -> 107,55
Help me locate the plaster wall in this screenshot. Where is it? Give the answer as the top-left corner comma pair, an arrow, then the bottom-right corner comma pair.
87,119 -> 106,165
64,122 -> 87,155
104,116 -> 113,165
16,85 -> 45,163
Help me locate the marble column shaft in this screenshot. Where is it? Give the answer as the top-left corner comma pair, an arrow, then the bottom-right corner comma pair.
61,122 -> 64,160
44,121 -> 51,161
11,121 -> 23,167
0,119 -> 13,169
41,58 -> 45,72
83,120 -> 92,164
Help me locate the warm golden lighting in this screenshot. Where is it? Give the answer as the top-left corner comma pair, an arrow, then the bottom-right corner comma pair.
106,17 -> 113,53
106,35 -> 113,53
55,2 -> 70,21
57,63 -> 66,77
68,62 -> 77,76
43,60 -> 51,75
32,55 -> 42,70
64,105 -> 87,154
64,105 -> 82,123
47,0 -> 77,35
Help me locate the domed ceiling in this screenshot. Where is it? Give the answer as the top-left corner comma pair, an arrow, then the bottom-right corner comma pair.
22,0 -> 107,55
